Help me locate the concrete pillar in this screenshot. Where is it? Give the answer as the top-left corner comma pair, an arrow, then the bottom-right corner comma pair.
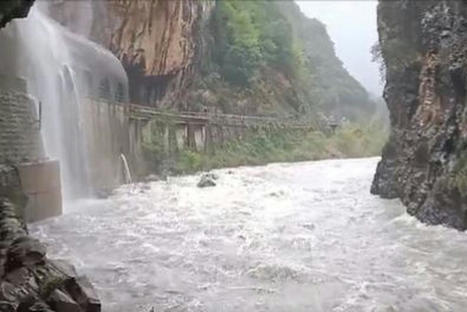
168,126 -> 178,156
186,123 -> 197,151
204,124 -> 214,154
17,159 -> 62,223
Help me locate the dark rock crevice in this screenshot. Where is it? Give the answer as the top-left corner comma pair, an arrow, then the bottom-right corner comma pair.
0,0 -> 34,29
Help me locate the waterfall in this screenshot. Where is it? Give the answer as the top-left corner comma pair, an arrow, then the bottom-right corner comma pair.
120,154 -> 133,185
0,2 -> 129,199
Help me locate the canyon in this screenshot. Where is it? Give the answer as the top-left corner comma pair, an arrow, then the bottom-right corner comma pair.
1,0 -> 467,311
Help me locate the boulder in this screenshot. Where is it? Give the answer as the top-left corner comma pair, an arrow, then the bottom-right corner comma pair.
0,199 -> 101,311
0,301 -> 16,312
197,173 -> 217,188
7,237 -> 46,268
47,289 -> 81,312
64,276 -> 101,312
144,174 -> 164,182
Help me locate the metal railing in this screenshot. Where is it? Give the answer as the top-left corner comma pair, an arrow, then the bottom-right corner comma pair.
129,104 -> 315,130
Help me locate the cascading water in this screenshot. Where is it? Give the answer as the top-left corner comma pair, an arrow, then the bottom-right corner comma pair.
120,153 -> 133,185
0,2 -> 129,199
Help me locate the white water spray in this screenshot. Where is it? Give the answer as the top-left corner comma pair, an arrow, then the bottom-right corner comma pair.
0,2 -> 128,199
120,153 -> 133,185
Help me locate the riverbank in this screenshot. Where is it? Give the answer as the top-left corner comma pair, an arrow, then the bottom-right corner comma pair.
174,121 -> 388,174
0,198 -> 101,311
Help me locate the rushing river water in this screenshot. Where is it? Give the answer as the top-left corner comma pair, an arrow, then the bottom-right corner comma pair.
30,158 -> 467,312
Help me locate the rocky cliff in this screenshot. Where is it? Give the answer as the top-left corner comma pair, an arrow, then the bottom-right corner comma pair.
372,0 -> 467,230
49,0 -> 215,108
49,0 -> 374,118
0,0 -> 34,28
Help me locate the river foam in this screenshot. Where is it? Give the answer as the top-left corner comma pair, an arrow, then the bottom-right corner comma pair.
30,158 -> 467,312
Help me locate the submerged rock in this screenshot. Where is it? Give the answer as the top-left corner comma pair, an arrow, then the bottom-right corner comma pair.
197,173 -> 218,188
94,188 -> 112,199
144,174 -> 167,183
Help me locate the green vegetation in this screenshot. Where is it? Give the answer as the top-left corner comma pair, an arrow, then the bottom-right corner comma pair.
213,0 -> 300,85
142,119 -> 169,171
38,276 -> 66,299
172,121 -> 388,174
203,0 -> 374,119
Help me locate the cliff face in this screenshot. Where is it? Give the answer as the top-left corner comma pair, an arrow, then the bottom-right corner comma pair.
0,0 -> 34,28
49,0 -> 215,107
372,0 -> 467,230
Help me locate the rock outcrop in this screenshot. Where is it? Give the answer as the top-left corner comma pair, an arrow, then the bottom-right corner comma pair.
372,0 -> 467,230
0,199 -> 101,311
197,173 -> 218,188
0,0 -> 34,28
49,0 -> 215,107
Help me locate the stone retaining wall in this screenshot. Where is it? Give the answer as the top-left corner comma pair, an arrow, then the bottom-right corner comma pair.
0,75 -> 44,164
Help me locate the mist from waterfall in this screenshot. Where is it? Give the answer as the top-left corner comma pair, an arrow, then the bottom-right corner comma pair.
0,2 -> 129,199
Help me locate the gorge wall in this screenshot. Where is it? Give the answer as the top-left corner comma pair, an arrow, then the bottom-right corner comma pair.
49,0 -> 374,119
372,0 -> 467,230
49,0 -> 215,110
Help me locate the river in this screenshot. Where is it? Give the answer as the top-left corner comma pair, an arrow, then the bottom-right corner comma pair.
30,158 -> 467,312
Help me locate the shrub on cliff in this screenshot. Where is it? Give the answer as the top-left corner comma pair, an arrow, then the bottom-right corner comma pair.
207,0 -> 375,120
212,0 -> 300,86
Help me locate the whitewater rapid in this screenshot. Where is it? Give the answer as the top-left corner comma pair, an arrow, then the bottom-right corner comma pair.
30,158 -> 467,312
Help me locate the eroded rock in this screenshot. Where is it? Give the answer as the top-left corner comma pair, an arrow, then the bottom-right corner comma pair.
373,0 -> 467,230
0,199 -> 101,311
47,290 -> 81,312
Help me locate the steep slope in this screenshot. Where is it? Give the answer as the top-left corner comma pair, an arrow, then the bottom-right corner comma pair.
49,0 -> 373,118
372,0 -> 467,230
278,2 -> 374,119
191,0 -> 374,117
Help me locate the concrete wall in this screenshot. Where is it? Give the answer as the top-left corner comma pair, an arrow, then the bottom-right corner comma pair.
82,98 -> 131,191
0,75 -> 44,164
18,160 -> 62,222
82,98 -> 153,190
0,75 -> 62,222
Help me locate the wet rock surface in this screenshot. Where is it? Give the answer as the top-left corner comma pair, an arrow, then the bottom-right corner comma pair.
373,0 -> 467,230
0,199 -> 101,312
197,173 -> 218,188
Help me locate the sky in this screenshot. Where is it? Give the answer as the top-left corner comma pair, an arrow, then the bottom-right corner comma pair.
296,0 -> 382,96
